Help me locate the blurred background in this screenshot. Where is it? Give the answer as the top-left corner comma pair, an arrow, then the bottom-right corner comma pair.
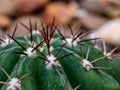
1,0 -> 120,53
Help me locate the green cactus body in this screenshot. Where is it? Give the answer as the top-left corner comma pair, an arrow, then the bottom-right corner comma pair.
51,47 -> 120,90
0,21 -> 120,90
0,47 -> 23,88
79,44 -> 120,84
38,57 -> 73,90
1,56 -> 39,90
16,57 -> 39,90
103,58 -> 120,84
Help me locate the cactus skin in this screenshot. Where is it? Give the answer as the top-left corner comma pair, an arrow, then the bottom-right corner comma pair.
52,47 -> 120,90
0,47 -> 23,88
0,21 -> 120,90
1,57 -> 39,90
38,60 -> 73,90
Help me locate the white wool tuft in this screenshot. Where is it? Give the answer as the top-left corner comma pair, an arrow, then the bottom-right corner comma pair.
45,54 -> 60,69
21,47 -> 37,58
81,59 -> 93,71
1,38 -> 13,47
7,78 -> 21,90
63,37 -> 78,47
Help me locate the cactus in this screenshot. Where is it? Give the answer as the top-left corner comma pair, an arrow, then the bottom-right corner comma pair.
0,19 -> 120,90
